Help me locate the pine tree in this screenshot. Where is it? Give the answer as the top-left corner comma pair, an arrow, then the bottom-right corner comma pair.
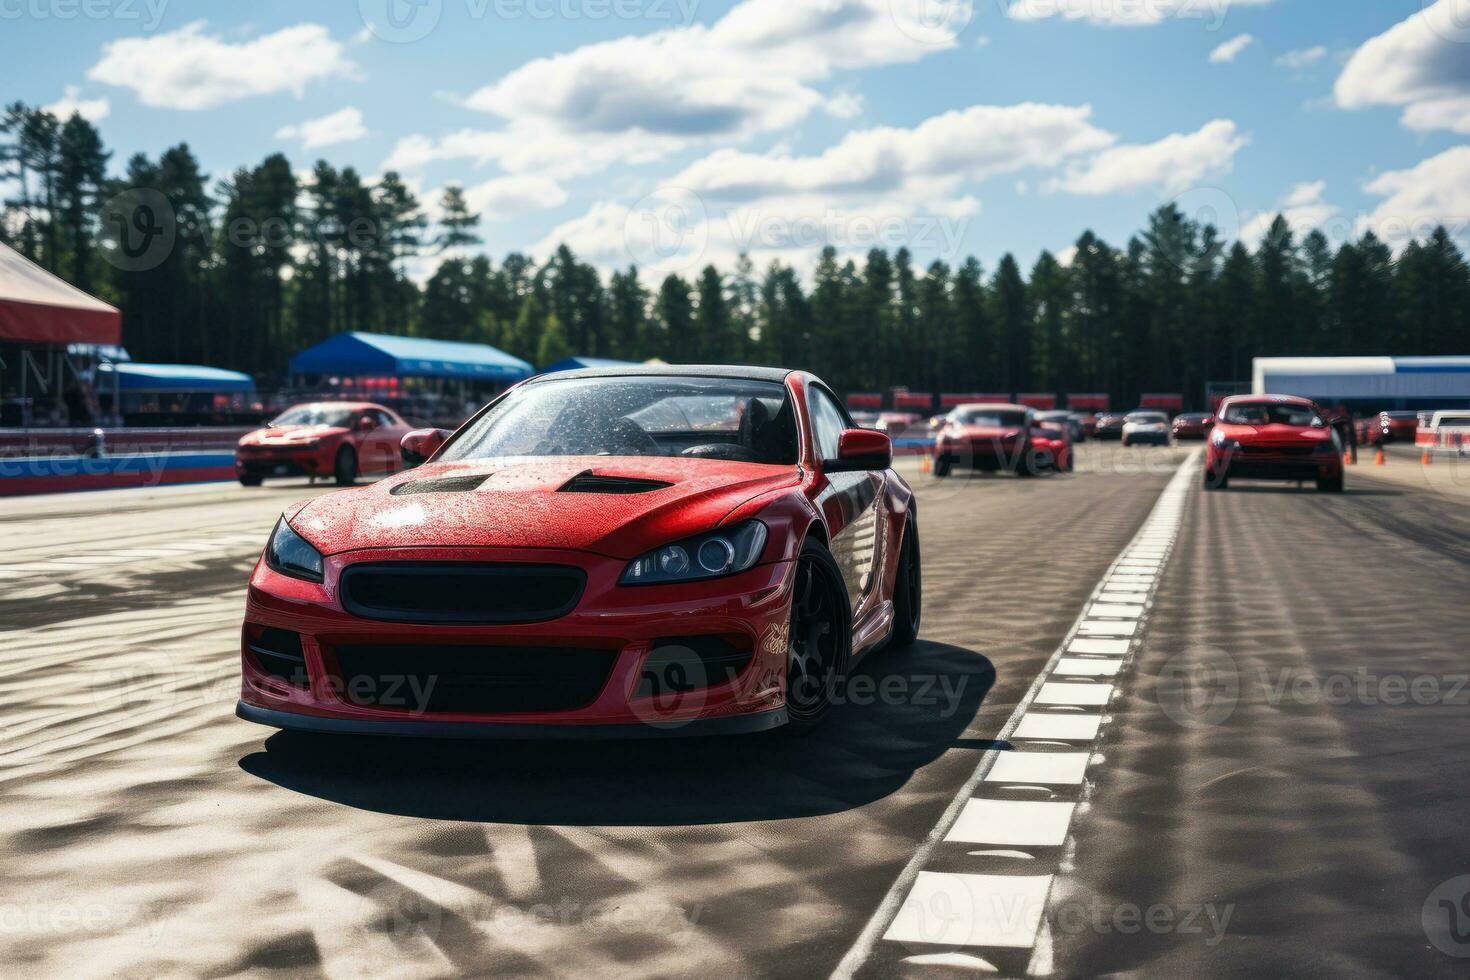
436,184 -> 481,253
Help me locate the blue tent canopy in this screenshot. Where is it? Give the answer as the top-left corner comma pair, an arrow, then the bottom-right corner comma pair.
289,331 -> 533,382
541,356 -> 639,374
97,362 -> 255,392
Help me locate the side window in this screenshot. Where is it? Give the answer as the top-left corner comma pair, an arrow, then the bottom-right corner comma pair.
374,410 -> 394,427
809,388 -> 847,461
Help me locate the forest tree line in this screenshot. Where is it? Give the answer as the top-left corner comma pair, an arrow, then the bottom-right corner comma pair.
4,101 -> 1468,408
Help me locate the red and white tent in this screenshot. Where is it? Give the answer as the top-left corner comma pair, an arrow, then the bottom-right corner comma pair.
0,242 -> 120,346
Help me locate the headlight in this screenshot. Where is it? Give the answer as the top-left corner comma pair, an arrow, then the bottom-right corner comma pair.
620,521 -> 768,586
1211,430 -> 1240,451
265,517 -> 324,582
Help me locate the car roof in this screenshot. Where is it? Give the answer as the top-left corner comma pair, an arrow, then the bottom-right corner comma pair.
952,402 -> 1026,412
289,401 -> 384,412
525,364 -> 795,385
1222,394 -> 1314,408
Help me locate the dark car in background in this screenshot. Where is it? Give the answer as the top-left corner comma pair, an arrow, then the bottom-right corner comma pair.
1093,412 -> 1127,441
1172,412 -> 1215,440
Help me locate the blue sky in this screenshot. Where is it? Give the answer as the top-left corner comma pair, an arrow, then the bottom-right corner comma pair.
6,0 -> 1470,279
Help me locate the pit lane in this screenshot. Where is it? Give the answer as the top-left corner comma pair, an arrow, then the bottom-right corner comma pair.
2,447 -> 1466,977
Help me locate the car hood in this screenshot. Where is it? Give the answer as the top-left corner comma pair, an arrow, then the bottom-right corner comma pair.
945,425 -> 1024,441
241,424 -> 348,446
1219,423 -> 1333,447
288,456 -> 802,559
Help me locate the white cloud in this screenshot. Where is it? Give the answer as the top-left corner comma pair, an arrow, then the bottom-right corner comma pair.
1007,0 -> 1272,28
671,103 -> 1115,206
529,102 -> 1116,276
1239,180 -> 1340,243
1336,0 -> 1470,134
1047,119 -> 1248,195
43,86 -> 110,122
1275,45 -> 1327,70
87,21 -> 355,111
390,0 -> 969,178
275,107 -> 367,150
1209,34 -> 1254,64
824,92 -> 865,120
462,175 -> 569,221
1359,147 -> 1470,247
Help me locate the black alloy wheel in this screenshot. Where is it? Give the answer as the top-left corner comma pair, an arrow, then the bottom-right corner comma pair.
785,539 -> 852,733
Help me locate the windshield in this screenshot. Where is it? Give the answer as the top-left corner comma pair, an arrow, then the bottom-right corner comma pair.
1127,412 -> 1167,424
439,376 -> 799,464
271,406 -> 354,427
1222,402 -> 1320,427
953,409 -> 1027,427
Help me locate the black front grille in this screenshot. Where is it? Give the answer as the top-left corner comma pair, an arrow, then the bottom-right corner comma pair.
636,636 -> 753,699
1239,445 -> 1318,458
339,563 -> 586,624
246,626 -> 308,686
332,644 -> 617,714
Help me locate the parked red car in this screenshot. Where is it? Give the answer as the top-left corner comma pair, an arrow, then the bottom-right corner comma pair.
237,366 -> 921,738
235,402 -> 413,486
932,403 -> 1048,477
1033,417 -> 1075,472
1205,395 -> 1344,493
1171,412 -> 1215,440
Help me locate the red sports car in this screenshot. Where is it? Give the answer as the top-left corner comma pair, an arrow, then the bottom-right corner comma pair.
237,366 -> 921,738
1205,395 -> 1344,493
236,402 -> 413,486
931,403 -> 1048,477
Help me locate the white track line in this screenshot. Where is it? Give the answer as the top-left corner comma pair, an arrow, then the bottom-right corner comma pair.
831,452 -> 1200,980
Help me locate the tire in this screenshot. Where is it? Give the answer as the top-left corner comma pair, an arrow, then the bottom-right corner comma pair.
238,471 -> 263,487
333,446 -> 358,487
1317,473 -> 1344,493
1204,467 -> 1229,490
1121,437 -> 1132,448
932,455 -> 952,479
1014,444 -> 1036,477
886,518 -> 922,650
784,537 -> 852,735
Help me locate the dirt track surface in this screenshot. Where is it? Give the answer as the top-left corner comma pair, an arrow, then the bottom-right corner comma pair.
3,449 -> 1467,977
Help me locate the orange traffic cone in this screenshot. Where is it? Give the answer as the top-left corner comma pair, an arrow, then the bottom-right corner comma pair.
1374,448 -> 1385,466
1422,449 -> 1433,465
1344,451 -> 1354,466
921,456 -> 932,474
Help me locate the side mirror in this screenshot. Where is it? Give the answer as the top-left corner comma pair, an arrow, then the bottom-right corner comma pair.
825,428 -> 892,473
400,428 -> 450,468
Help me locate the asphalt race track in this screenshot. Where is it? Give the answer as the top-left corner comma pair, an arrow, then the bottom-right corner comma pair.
2,447 -> 1468,978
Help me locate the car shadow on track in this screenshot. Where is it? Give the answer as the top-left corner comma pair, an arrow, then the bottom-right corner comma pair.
237,640 -> 996,826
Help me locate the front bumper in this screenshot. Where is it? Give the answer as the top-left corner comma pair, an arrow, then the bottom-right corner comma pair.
1210,448 -> 1342,481
236,443 -> 333,478
239,544 -> 796,737
237,700 -> 787,739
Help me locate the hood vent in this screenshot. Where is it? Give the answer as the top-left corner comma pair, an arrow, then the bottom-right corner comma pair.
558,470 -> 673,495
390,474 -> 491,495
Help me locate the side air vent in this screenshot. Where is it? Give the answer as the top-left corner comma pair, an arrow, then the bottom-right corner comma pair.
390,474 -> 490,495
558,470 -> 673,494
